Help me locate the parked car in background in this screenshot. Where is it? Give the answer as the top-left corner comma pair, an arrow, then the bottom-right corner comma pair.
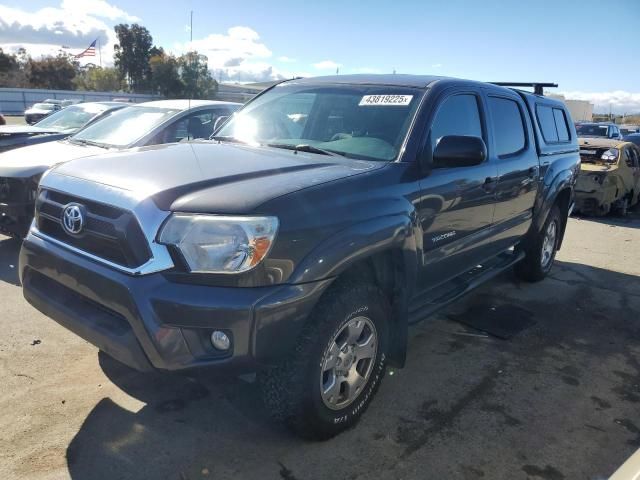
574,139 -> 640,215
0,102 -> 126,153
24,102 -> 62,124
576,122 -> 624,140
18,75 -> 579,439
623,132 -> 640,147
0,99 -> 240,237
619,124 -> 639,135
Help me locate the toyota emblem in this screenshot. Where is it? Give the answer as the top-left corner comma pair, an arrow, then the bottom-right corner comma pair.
62,203 -> 85,235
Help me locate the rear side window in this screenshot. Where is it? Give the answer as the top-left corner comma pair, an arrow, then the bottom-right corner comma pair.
431,94 -> 483,150
553,109 -> 570,142
537,105 -> 572,144
536,106 -> 558,142
488,97 -> 526,157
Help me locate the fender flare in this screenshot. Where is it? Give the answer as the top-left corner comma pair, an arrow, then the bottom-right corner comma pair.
289,213 -> 418,368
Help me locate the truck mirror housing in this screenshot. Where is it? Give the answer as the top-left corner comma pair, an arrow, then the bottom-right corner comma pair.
432,135 -> 487,168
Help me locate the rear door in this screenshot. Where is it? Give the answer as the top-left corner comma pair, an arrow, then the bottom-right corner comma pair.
485,90 -> 540,251
415,89 -> 498,291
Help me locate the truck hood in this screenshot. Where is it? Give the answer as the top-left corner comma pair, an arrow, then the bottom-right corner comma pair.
49,141 -> 382,213
0,140 -> 107,178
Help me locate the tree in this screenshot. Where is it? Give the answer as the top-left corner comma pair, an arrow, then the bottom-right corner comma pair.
27,53 -> 78,90
74,66 -> 122,92
149,48 -> 183,97
0,48 -> 29,87
114,23 -> 153,92
179,51 -> 218,99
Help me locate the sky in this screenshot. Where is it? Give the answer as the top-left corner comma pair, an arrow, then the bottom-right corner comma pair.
1,0 -> 639,113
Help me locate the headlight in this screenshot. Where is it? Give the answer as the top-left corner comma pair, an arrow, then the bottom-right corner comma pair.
601,148 -> 618,162
158,214 -> 278,273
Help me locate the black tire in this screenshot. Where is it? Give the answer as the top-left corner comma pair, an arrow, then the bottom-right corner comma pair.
515,205 -> 563,282
258,281 -> 390,440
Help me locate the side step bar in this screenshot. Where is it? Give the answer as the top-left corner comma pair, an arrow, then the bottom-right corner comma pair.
408,250 -> 525,325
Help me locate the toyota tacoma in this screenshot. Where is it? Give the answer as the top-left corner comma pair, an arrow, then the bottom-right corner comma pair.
20,75 -> 580,439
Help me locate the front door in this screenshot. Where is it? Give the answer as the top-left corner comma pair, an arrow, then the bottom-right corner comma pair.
416,91 -> 498,291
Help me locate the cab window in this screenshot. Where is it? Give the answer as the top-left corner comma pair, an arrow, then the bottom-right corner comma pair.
488,96 -> 526,157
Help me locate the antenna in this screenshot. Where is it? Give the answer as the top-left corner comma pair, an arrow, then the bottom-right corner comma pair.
188,10 -> 193,111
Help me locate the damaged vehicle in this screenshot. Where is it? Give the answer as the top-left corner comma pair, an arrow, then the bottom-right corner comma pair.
0,99 -> 240,237
0,102 -> 126,153
575,139 -> 640,215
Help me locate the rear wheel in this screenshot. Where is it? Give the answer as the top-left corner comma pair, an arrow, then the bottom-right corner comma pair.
259,282 -> 390,440
516,205 -> 562,282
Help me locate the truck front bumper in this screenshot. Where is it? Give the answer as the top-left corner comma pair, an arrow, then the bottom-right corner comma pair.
20,233 -> 332,373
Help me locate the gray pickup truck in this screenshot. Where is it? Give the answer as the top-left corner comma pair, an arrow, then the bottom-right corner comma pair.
19,75 -> 580,439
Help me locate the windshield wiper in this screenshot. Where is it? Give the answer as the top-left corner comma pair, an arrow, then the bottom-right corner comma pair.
266,143 -> 343,157
69,138 -> 109,148
211,135 -> 250,144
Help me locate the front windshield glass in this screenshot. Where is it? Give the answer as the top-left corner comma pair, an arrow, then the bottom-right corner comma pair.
576,124 -> 609,137
32,103 -> 56,111
217,84 -> 424,161
71,106 -> 178,148
34,104 -> 108,131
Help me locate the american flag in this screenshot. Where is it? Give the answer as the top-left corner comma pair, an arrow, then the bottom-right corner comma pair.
75,39 -> 97,58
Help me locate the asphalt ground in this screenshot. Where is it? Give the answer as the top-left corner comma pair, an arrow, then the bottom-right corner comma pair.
1,210 -> 639,480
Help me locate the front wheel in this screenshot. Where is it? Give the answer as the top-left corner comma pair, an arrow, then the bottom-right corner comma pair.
515,205 -> 562,282
259,282 -> 390,440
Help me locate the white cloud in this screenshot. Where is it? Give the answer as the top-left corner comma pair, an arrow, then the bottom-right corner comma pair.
60,0 -> 139,22
313,60 -> 341,70
560,90 -> 640,114
175,27 -> 302,83
431,63 -> 443,69
0,1 -> 137,66
278,56 -> 296,63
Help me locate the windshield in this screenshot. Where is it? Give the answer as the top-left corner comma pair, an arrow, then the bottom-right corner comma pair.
32,103 -> 56,111
71,106 -> 179,148
216,84 -> 423,161
34,104 -> 109,131
576,124 -> 609,137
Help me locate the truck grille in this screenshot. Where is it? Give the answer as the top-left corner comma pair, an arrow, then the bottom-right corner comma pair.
35,189 -> 152,269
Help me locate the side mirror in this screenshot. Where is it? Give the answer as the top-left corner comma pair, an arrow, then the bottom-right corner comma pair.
432,135 -> 487,168
212,116 -> 230,135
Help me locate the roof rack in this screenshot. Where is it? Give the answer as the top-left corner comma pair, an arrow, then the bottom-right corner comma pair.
490,82 -> 558,96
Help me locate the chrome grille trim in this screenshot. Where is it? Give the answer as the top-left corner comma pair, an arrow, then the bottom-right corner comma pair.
31,171 -> 175,276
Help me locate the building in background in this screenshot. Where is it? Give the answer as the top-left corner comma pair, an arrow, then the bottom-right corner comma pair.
547,94 -> 594,122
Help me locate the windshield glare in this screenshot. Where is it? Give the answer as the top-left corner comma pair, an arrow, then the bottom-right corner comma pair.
217,84 -> 423,161
71,106 -> 178,147
576,124 -> 609,137
32,103 -> 56,110
34,104 -> 108,131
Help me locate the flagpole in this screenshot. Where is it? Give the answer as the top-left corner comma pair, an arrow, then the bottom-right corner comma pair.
98,38 -> 102,67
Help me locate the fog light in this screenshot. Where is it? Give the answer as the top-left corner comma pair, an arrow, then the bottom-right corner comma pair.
211,330 -> 230,351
